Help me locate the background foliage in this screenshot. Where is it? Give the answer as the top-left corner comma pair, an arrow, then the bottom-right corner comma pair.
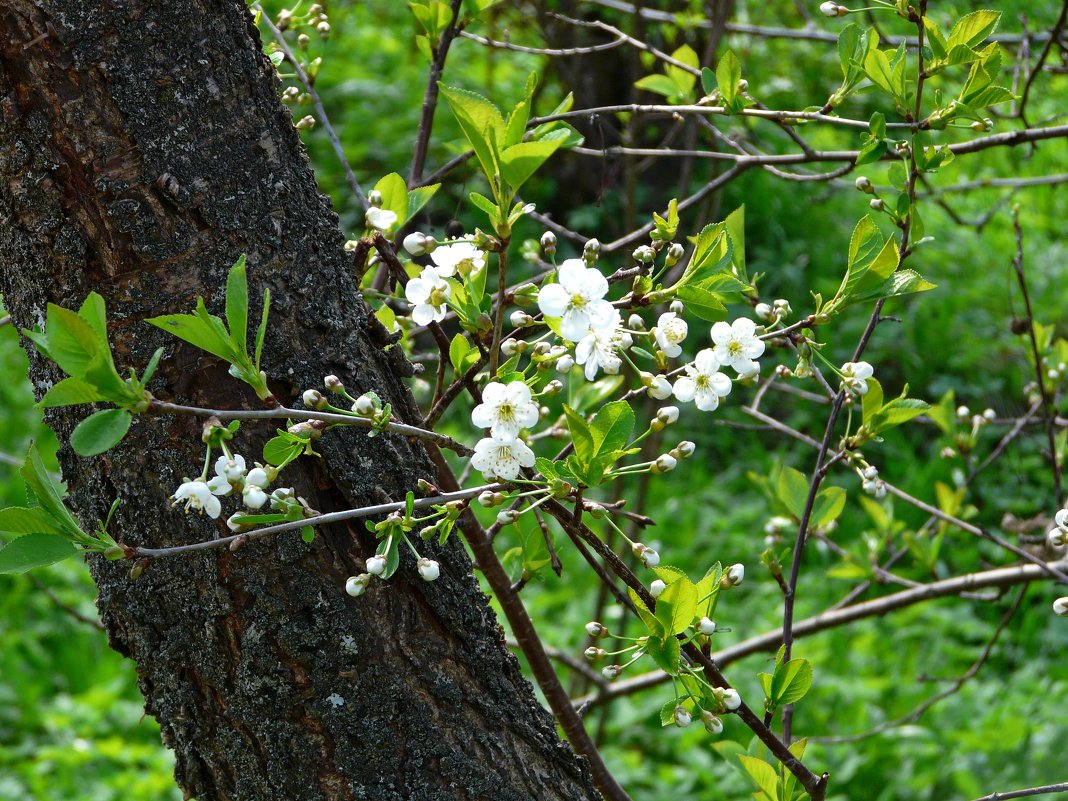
2,1 -> 1066,798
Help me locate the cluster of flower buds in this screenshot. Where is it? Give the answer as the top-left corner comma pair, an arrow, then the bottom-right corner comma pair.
1048,509 -> 1068,549
856,463 -> 887,499
171,453 -> 284,520
754,299 -> 793,323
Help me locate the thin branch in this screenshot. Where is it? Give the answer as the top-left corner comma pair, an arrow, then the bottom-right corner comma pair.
409,0 -> 464,186
576,558 -> 1068,708
969,783 -> 1068,801
256,5 -> 368,211
129,482 -> 504,560
1010,209 -> 1062,503
149,400 -> 473,456
460,29 -> 627,56
1017,1 -> 1068,124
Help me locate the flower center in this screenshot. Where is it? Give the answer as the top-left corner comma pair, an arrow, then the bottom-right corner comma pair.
569,293 -> 587,310
428,287 -> 448,306
727,340 -> 743,357
695,374 -> 711,391
496,402 -> 516,422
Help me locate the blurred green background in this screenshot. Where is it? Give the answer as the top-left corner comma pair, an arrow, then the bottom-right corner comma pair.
2,1 -> 1067,799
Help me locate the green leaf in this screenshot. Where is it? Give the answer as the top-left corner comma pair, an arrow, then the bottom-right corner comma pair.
45,305 -> 101,377
776,465 -> 809,519
0,507 -> 64,536
20,446 -> 83,539
439,83 -> 506,189
812,487 -> 847,527
773,657 -> 814,705
77,293 -> 110,346
0,533 -> 78,574
449,333 -> 473,373
264,434 -> 305,467
38,377 -> 107,408
589,400 -> 634,455
724,205 -> 746,281
675,284 -> 728,322
563,405 -> 595,473
666,45 -> 698,97
255,288 -> 271,368
500,139 -> 563,194
716,50 -> 741,108
654,576 -> 698,635
948,10 -> 1001,50
406,183 -> 440,224
645,634 -> 681,674
700,67 -> 716,96
861,378 -> 885,424
70,409 -> 132,456
225,255 -> 249,353
374,172 -> 409,229
848,268 -> 936,306
634,73 -> 680,98
864,47 -> 898,98
147,312 -> 236,362
629,587 -> 664,636
869,395 -> 930,435
737,755 -> 780,801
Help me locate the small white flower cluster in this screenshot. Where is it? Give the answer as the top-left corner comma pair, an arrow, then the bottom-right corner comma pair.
856,463 -> 886,498
404,239 -> 487,325
470,380 -> 539,480
171,455 -> 289,524
671,318 -> 765,411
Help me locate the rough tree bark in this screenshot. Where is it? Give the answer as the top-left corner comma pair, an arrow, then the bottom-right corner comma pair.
0,2 -> 601,800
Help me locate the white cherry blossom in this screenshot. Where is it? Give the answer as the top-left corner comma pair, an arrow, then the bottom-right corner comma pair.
840,361 -> 875,396
711,318 -> 765,374
652,312 -> 688,358
471,380 -> 540,438
536,258 -> 614,341
470,434 -> 536,480
430,241 -> 485,277
207,454 -> 246,495
365,207 -> 397,231
242,467 -> 270,510
575,311 -> 624,381
405,266 -> 451,326
172,480 -> 222,519
673,349 -> 732,411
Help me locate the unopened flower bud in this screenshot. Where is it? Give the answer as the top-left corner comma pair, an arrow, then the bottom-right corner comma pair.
632,245 -> 655,264
602,664 -> 622,680
557,354 -> 575,372
673,441 -> 696,459
510,310 -> 534,328
647,375 -> 673,400
368,189 -> 383,208
295,114 -> 316,130
496,509 -> 519,526
586,503 -> 607,519
669,300 -> 685,315
345,574 -> 371,597
417,557 -> 440,582
702,711 -> 724,734
585,621 -> 608,638
352,394 -> 376,416
303,389 -> 328,410
583,238 -> 601,256
673,706 -> 692,728
628,314 -> 646,330
653,453 -> 678,473
956,405 -> 971,420
585,646 -> 607,661
819,1 -> 839,16
773,298 -> 792,317
403,232 -> 433,256
366,555 -> 387,576
540,231 -> 557,255
543,379 -> 564,396
666,242 -> 685,266
755,302 -> 774,322
722,563 -> 744,588
324,374 -> 344,392
720,687 -> 741,711
869,198 -> 885,211
650,579 -> 667,598
477,491 -> 497,508
1054,597 -> 1068,616
982,408 -> 996,422
698,617 -> 717,635
862,465 -> 879,480
500,339 -> 518,357
855,176 -> 873,193
297,33 -> 311,48
657,406 -> 680,426
940,447 -> 957,459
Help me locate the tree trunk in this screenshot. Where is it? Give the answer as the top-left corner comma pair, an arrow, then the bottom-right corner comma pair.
0,2 -> 600,799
